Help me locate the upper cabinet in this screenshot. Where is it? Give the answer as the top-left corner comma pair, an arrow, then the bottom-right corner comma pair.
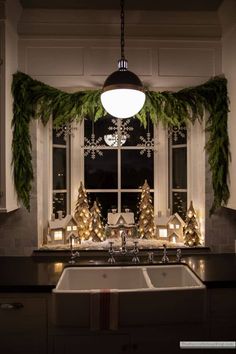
0,0 -> 22,212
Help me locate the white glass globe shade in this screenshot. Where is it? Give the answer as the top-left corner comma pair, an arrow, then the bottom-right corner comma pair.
101,88 -> 146,119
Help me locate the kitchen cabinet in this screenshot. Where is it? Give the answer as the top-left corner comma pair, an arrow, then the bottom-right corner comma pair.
0,294 -> 48,354
208,288 -> 236,339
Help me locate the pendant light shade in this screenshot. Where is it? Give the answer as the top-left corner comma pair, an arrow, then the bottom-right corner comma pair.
100,1 -> 146,119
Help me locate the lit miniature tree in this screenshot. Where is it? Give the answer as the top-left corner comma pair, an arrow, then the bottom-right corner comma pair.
138,180 -> 155,239
90,200 -> 105,242
184,200 -> 201,246
74,182 -> 92,241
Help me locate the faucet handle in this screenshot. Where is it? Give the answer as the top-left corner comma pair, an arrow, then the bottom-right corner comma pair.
147,251 -> 154,263
176,248 -> 182,263
108,241 -> 116,264
69,251 -> 80,264
132,241 -> 140,263
161,244 -> 169,263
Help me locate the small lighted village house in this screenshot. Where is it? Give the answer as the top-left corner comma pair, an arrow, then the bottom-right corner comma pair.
156,212 -> 185,243
155,212 -> 169,240
168,213 -> 185,243
48,211 -> 78,244
107,212 -> 136,238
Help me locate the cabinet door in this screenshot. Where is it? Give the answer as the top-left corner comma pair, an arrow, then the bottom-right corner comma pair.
53,334 -> 130,354
0,296 -> 47,354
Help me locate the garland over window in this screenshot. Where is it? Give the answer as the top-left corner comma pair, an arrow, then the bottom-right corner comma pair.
12,72 -> 230,214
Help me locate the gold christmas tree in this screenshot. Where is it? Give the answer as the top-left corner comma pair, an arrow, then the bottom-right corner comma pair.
184,201 -> 201,246
138,180 -> 155,239
74,182 -> 92,242
90,200 -> 105,242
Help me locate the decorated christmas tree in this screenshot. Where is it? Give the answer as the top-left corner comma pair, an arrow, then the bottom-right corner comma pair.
138,180 -> 155,239
184,201 -> 201,246
74,182 -> 92,241
90,200 -> 105,242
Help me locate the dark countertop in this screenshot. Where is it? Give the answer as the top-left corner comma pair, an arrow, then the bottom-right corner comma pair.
0,252 -> 236,292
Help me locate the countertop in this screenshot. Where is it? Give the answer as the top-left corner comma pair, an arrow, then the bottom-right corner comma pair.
0,252 -> 236,292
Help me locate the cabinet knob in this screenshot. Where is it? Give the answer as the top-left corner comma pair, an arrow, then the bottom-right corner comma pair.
0,303 -> 24,310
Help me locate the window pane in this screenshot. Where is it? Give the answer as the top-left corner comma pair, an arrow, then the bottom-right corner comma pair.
121,150 -> 154,189
88,192 -> 118,221
124,118 -> 153,146
53,192 -> 67,215
84,115 -> 113,143
85,150 -> 118,189
53,129 -> 67,145
53,148 -> 67,189
172,148 -> 187,189
172,191 -> 187,220
121,192 -> 141,216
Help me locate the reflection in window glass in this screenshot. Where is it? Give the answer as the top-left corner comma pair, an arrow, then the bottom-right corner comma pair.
172,148 -> 187,189
53,148 -> 67,190
121,150 -> 154,189
53,192 -> 67,216
172,191 -> 187,220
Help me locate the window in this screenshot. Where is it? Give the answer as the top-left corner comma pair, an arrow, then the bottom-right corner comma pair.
83,116 -> 154,219
52,128 -> 70,216
51,115 -> 189,222
169,125 -> 187,220
54,230 -> 63,240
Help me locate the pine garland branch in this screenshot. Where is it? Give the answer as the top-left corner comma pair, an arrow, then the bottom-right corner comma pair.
11,72 -> 230,213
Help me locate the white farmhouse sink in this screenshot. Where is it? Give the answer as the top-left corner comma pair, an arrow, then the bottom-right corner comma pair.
146,265 -> 204,288
53,264 -> 206,327
55,266 -> 150,291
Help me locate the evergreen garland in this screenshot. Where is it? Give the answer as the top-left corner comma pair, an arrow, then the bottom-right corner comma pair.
11,71 -> 230,213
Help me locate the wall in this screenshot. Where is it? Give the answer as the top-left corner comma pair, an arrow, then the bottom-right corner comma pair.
0,4 -> 235,255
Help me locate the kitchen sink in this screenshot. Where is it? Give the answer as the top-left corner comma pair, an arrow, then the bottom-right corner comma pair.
55,266 -> 151,291
52,264 -> 206,327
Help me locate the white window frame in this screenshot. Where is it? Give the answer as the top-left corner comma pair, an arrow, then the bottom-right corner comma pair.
39,107 -> 206,246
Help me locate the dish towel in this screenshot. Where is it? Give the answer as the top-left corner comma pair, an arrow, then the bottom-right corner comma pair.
90,290 -> 119,330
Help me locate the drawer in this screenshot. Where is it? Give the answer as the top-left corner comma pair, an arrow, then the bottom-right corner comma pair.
0,297 -> 47,333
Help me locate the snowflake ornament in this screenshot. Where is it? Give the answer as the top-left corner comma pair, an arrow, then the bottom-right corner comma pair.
108,118 -> 134,142
83,134 -> 104,159
138,132 -> 158,158
168,125 -> 187,143
55,123 -> 77,140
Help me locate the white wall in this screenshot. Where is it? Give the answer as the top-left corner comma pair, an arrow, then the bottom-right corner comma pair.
219,0 -> 236,209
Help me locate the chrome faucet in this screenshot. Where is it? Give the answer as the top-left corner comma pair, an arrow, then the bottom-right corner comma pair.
68,234 -> 80,264
108,241 -> 116,264
147,251 -> 154,263
176,248 -> 182,263
132,241 -> 140,263
161,244 -> 169,263
120,230 -> 127,254
107,235 -> 140,263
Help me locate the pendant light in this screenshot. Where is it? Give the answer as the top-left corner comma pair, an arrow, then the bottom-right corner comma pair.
100,0 -> 146,119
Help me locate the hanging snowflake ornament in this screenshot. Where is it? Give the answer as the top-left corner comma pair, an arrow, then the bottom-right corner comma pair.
138,132 -> 158,158
83,133 -> 105,159
55,123 -> 77,140
107,118 -> 134,145
168,125 -> 187,143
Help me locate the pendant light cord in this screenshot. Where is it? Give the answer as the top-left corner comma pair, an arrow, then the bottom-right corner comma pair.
120,0 -> 125,59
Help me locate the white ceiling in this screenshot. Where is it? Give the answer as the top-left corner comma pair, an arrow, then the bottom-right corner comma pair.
20,0 -> 223,11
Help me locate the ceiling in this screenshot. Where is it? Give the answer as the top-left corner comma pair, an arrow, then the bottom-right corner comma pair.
20,0 -> 223,11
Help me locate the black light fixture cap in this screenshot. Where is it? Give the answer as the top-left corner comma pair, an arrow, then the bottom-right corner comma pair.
102,69 -> 144,92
